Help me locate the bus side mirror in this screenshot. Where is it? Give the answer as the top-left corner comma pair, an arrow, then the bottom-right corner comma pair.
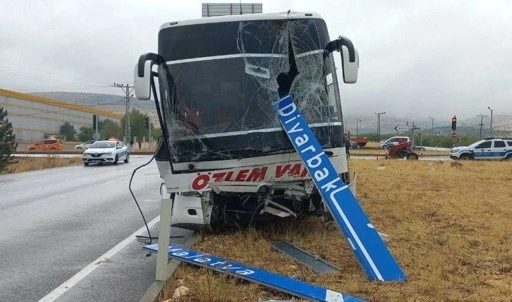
325,37 -> 359,84
134,61 -> 152,100
341,46 -> 359,84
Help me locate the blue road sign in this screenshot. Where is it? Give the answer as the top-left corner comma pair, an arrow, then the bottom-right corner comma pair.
273,95 -> 406,282
144,244 -> 364,302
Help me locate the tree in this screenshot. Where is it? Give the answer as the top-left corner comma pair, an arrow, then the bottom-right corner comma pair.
60,121 -> 76,141
0,107 -> 18,172
77,126 -> 94,142
99,119 -> 121,139
121,108 -> 152,141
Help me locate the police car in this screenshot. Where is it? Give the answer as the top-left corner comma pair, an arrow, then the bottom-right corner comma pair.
450,138 -> 512,160
82,140 -> 129,166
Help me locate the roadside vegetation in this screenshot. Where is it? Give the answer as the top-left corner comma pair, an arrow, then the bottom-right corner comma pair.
2,156 -> 82,174
159,159 -> 512,301
0,106 -> 17,173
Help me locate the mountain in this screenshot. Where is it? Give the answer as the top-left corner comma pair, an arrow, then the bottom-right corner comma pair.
31,91 -> 157,121
31,91 -> 512,135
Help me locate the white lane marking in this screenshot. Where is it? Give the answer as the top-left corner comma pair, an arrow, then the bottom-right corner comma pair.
39,216 -> 160,302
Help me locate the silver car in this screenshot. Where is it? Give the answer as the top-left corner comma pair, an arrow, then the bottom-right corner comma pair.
74,140 -> 96,151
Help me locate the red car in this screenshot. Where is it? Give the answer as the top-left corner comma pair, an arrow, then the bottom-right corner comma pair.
28,139 -> 64,151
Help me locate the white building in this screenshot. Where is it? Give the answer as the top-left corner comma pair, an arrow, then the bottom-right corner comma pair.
0,88 -> 122,142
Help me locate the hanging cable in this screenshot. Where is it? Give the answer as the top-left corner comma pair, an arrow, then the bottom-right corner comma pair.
128,154 -> 156,244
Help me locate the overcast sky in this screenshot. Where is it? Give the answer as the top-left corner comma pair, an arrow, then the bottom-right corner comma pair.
1,0 -> 511,121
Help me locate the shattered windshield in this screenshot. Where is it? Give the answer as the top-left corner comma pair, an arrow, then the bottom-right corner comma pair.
158,18 -> 344,162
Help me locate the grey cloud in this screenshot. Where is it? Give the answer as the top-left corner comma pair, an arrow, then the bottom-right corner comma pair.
0,0 -> 511,119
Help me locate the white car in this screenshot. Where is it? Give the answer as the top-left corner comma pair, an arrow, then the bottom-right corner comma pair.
82,140 -> 129,166
74,140 -> 96,151
450,138 -> 512,160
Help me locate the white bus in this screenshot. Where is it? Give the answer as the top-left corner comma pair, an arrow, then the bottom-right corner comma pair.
134,11 -> 359,229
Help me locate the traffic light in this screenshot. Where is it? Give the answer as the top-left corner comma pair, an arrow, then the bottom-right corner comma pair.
451,116 -> 457,131
144,117 -> 150,129
93,114 -> 98,131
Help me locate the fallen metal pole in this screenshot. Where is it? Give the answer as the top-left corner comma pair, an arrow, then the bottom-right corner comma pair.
272,240 -> 338,274
144,244 -> 364,302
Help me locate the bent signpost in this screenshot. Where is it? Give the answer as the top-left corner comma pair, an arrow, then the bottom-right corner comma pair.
274,94 -> 406,282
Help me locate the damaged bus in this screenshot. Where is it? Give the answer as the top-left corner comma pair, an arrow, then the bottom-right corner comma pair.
134,11 -> 359,229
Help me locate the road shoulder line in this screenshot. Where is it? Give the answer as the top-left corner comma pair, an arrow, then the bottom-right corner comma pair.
39,216 -> 161,302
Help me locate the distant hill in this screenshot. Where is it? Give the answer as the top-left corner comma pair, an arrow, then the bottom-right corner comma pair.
31,91 -> 157,121
344,113 -> 512,135
31,91 -> 512,136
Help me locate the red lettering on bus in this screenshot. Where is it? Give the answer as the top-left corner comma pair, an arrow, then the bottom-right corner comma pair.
235,169 -> 250,181
289,164 -> 302,177
275,165 -> 290,178
225,171 -> 234,181
246,167 -> 268,181
191,174 -> 210,190
211,172 -> 226,182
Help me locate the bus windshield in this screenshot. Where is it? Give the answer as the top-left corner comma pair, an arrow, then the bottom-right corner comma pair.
157,18 -> 344,162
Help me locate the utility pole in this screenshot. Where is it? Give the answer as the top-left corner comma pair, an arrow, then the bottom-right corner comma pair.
112,83 -> 134,144
488,106 -> 494,137
375,112 -> 386,141
477,114 -> 488,139
355,118 -> 362,138
410,121 -> 420,147
428,116 -> 434,146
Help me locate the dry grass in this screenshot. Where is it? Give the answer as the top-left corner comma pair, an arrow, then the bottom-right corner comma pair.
3,156 -> 82,173
160,159 -> 512,301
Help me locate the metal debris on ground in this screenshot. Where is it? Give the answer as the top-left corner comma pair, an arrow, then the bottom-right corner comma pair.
271,240 -> 338,274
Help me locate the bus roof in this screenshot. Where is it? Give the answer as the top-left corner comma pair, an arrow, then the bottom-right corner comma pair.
160,11 -> 323,31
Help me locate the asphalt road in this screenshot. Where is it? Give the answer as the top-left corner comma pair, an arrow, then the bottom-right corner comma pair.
0,156 -> 191,302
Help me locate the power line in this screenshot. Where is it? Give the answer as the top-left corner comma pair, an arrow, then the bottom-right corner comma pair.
0,66 -> 107,89
0,59 -> 107,88
5,98 -> 125,119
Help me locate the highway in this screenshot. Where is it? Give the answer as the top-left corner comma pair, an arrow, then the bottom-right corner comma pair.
0,156 -> 190,301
